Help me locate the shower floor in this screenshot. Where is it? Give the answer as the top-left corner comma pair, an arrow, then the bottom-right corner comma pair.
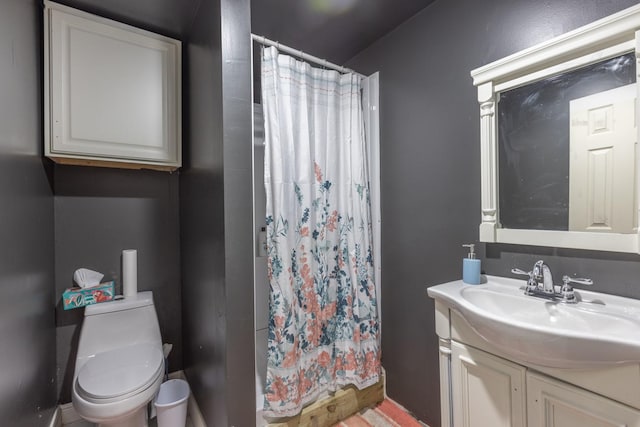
334,398 -> 426,427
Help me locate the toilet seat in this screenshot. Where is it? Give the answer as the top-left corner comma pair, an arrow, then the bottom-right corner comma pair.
76,343 -> 163,404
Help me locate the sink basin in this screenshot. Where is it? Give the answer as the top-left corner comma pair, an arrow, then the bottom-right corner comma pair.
428,276 -> 640,368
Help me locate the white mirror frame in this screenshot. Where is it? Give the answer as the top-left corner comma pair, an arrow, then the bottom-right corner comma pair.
471,4 -> 640,253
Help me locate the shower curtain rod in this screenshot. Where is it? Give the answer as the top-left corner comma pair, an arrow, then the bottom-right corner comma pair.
251,33 -> 365,78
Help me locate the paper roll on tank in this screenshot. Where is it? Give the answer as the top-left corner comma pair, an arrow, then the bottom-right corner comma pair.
122,249 -> 138,297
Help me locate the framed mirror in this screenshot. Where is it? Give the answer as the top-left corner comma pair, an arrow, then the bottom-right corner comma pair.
471,4 -> 640,253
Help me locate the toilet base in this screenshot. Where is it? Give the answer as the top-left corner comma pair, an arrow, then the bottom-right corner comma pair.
97,406 -> 147,427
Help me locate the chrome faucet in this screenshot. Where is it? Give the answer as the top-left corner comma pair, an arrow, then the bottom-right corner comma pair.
512,259 -> 555,296
531,260 -> 554,294
511,260 -> 593,303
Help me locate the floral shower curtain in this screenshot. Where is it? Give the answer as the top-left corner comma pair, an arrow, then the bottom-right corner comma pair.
261,46 -> 381,417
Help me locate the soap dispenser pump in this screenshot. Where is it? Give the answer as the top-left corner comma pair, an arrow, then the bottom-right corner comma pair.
462,243 -> 481,285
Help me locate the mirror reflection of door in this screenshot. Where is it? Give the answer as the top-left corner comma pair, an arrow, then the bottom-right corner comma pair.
569,84 -> 637,233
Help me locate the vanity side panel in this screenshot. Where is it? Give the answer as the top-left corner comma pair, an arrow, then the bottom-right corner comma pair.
436,301 -> 452,427
438,339 -> 452,427
435,300 -> 451,339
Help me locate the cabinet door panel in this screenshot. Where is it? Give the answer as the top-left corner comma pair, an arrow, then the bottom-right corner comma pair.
451,341 -> 526,427
527,372 -> 640,427
45,2 -> 181,168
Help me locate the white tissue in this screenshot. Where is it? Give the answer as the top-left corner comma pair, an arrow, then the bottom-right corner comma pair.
73,268 -> 104,288
122,249 -> 138,298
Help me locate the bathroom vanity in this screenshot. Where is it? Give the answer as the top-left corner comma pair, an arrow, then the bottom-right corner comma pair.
456,6 -> 640,423
428,276 -> 640,427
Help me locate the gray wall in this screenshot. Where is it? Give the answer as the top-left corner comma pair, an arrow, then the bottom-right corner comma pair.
0,0 -> 57,424
220,0 -> 256,424
181,0 -> 227,423
54,165 -> 182,403
347,0 -> 640,425
181,0 -> 254,424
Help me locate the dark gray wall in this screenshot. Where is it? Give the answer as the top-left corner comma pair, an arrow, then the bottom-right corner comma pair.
54,166 -> 182,403
347,1 -> 640,425
0,0 -> 57,424
181,0 -> 255,424
181,0 -> 228,423
53,0 -> 200,41
220,0 -> 255,424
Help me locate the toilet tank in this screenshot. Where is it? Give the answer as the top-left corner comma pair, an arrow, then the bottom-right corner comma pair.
74,291 -> 162,377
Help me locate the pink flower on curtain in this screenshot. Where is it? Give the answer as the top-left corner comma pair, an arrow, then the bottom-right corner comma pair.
265,377 -> 288,403
327,210 -> 338,232
318,351 -> 331,368
314,162 -> 323,182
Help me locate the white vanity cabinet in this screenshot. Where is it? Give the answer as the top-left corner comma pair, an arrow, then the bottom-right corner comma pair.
44,1 -> 181,171
434,300 -> 640,427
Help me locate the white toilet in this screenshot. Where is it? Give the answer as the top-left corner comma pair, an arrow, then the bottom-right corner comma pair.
72,291 -> 164,427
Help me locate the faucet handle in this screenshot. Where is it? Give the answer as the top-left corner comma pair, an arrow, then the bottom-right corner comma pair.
512,267 -> 538,294
560,275 -> 593,303
511,267 -> 532,277
562,275 -> 593,287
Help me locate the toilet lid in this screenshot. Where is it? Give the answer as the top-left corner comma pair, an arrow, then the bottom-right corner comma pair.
77,343 -> 163,400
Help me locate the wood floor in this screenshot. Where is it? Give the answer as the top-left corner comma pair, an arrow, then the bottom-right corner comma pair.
334,399 -> 426,427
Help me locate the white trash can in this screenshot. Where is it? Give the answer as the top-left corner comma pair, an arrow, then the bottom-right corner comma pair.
154,379 -> 190,427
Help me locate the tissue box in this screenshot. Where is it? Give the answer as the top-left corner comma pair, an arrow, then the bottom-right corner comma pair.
62,281 -> 115,310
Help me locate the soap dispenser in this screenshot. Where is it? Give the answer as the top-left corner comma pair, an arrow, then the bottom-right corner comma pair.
462,243 -> 481,285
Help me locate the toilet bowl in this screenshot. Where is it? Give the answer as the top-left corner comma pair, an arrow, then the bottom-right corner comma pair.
72,291 -> 164,427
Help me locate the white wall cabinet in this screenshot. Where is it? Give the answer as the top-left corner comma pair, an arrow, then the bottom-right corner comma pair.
44,1 -> 181,171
